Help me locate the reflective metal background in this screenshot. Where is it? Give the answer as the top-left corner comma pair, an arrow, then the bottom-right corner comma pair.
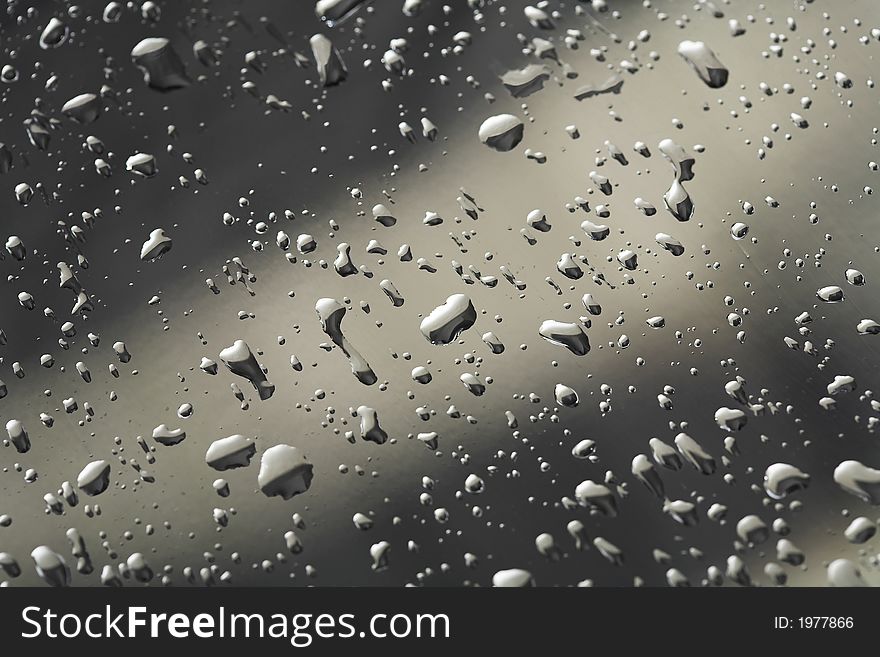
2,0 -> 880,586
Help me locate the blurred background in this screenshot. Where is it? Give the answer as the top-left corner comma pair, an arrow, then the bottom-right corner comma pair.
1,0 -> 880,586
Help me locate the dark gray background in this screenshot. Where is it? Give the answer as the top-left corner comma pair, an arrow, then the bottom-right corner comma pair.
1,0 -> 879,586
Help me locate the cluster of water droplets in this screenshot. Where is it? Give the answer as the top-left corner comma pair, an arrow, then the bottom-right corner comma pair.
0,0 -> 878,589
